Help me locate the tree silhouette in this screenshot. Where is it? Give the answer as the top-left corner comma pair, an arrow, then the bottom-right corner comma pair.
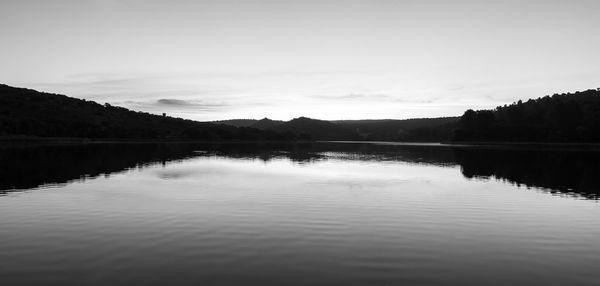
454,89 -> 600,142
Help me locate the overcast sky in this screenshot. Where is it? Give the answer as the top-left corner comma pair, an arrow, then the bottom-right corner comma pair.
1,0 -> 599,120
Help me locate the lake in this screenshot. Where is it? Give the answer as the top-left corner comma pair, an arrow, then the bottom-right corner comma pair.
1,142 -> 599,285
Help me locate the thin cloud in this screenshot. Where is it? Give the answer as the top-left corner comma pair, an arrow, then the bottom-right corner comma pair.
309,93 -> 392,100
155,99 -> 230,110
157,99 -> 197,106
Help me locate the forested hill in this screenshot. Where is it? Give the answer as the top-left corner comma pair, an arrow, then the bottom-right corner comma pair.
215,117 -> 459,141
0,84 -> 293,141
454,88 -> 600,142
3,83 -> 599,143
332,117 -> 459,141
215,88 -> 600,143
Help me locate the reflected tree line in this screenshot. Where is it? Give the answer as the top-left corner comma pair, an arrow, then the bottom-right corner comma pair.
1,142 -> 599,200
454,148 -> 600,199
0,143 -> 199,191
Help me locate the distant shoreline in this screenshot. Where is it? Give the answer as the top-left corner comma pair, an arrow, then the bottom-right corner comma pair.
0,136 -> 309,144
323,140 -> 600,151
3,136 -> 600,150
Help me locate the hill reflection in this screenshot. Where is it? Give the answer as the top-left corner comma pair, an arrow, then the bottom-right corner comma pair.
0,142 -> 598,200
454,148 -> 600,200
0,143 -> 199,192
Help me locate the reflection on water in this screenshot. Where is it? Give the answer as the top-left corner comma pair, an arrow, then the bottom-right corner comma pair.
1,142 -> 599,199
454,147 -> 600,200
1,142 -> 600,285
0,143 -> 198,191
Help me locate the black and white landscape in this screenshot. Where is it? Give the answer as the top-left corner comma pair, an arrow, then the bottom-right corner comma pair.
1,1 -> 600,285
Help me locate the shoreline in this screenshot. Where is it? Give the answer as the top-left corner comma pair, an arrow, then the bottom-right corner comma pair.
323,140 -> 600,151
3,136 -> 600,150
0,136 -> 313,145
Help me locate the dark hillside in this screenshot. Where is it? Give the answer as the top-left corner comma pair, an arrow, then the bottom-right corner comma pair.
0,84 -> 292,141
333,117 -> 459,141
5,84 -> 597,143
454,88 -> 600,142
212,119 -> 257,127
270,117 -> 359,141
251,118 -> 284,130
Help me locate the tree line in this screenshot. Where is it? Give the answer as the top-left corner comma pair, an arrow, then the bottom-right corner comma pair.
0,84 -> 295,141
3,83 -> 600,143
454,88 -> 600,142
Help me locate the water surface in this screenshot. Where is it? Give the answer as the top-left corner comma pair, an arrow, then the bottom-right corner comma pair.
1,142 -> 599,285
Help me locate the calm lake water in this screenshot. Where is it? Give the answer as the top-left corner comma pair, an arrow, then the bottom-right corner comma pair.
1,142 -> 599,285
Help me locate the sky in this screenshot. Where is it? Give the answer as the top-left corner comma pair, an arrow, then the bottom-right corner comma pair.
1,0 -> 599,121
